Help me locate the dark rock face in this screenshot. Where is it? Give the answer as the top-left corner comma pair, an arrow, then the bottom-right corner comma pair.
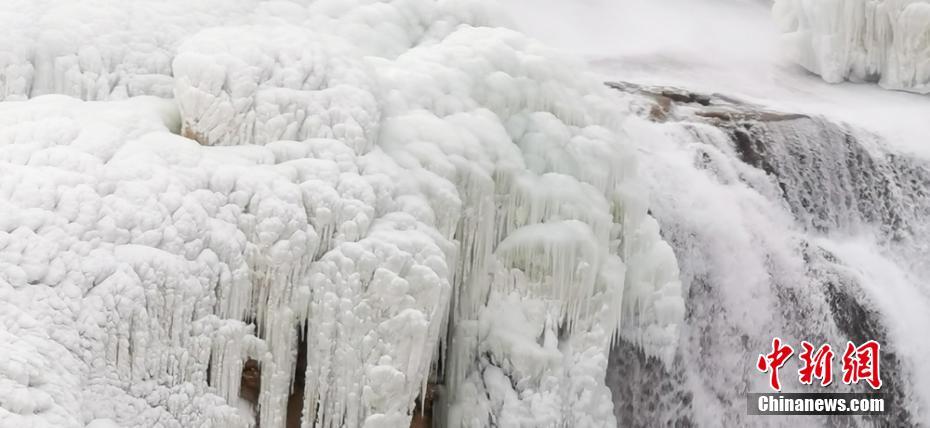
236,332 -> 308,428
605,82 -> 928,427
717,118 -> 922,238
607,339 -> 692,428
409,382 -> 439,428
241,359 -> 262,408
806,245 -> 913,427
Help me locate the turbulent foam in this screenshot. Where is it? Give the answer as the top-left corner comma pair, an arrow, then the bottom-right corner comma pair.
609,86 -> 930,426
0,1 -> 682,427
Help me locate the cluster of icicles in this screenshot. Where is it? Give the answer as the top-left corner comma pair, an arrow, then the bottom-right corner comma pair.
0,1 -> 683,427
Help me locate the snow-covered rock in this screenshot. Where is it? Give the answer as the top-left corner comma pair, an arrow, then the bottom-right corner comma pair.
0,1 -> 683,427
773,0 -> 930,94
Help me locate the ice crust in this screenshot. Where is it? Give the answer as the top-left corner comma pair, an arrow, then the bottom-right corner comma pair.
0,1 -> 682,427
774,0 -> 930,94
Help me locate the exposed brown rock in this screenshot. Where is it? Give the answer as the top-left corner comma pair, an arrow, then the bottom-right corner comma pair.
240,359 -> 262,408
181,124 -> 208,145
605,80 -> 809,124
409,383 -> 440,428
239,330 -> 307,428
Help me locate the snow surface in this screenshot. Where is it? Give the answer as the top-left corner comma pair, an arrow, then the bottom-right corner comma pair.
0,1 -> 683,427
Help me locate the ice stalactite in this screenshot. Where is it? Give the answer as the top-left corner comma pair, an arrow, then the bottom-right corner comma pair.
0,1 -> 685,428
0,96 -> 249,428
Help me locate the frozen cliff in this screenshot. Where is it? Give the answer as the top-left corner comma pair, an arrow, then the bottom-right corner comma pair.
0,1 -> 682,427
774,0 -> 930,93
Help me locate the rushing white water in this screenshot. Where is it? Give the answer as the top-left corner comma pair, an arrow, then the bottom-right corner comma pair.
608,97 -> 930,425
503,0 -> 930,426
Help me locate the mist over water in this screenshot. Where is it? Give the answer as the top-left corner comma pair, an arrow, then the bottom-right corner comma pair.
500,0 -> 777,70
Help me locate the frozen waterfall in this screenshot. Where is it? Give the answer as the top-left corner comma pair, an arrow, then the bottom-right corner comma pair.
0,1 -> 681,427
2,1 -> 929,427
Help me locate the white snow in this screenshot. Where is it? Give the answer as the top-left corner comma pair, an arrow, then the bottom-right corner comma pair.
0,1 -> 683,427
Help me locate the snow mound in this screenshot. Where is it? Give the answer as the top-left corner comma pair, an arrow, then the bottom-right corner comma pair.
774,0 -> 930,94
0,1 -> 682,427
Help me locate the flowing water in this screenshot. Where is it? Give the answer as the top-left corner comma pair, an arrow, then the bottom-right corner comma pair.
608,88 -> 930,426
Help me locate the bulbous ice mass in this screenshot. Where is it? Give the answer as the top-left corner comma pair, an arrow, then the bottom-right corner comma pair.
774,0 -> 930,94
0,1 -> 682,427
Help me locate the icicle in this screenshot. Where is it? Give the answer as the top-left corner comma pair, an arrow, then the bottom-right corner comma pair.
0,3 -> 687,427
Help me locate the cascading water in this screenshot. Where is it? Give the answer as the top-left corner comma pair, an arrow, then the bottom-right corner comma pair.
607,83 -> 930,426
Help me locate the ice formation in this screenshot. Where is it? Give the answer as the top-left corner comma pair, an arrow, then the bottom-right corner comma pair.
773,0 -> 930,93
0,1 -> 683,427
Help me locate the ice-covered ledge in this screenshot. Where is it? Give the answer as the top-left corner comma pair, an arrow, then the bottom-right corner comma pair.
0,1 -> 684,427
773,0 -> 930,94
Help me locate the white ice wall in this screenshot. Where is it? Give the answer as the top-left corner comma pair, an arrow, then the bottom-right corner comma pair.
0,1 -> 683,427
774,0 -> 930,94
